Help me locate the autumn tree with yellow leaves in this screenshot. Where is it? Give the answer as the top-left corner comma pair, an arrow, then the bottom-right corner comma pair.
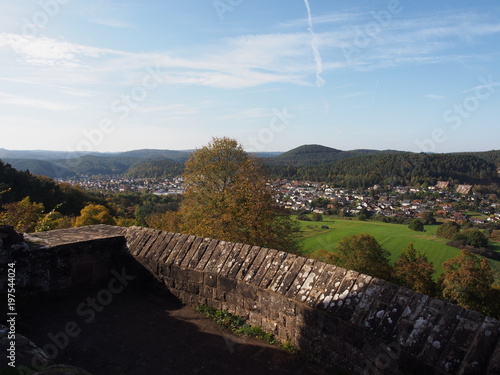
179,137 -> 299,252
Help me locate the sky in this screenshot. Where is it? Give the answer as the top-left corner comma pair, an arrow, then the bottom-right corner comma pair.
0,0 -> 499,154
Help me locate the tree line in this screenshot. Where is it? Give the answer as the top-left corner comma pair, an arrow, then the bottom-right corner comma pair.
265,152 -> 499,188
309,234 -> 498,318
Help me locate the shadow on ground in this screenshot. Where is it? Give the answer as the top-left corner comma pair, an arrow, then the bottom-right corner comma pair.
17,284 -> 336,375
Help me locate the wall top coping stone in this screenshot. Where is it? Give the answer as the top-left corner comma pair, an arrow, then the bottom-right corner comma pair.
24,225 -> 126,248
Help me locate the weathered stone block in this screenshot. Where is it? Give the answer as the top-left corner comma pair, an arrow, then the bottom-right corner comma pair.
195,239 -> 220,271
148,231 -> 174,262
204,273 -> 217,288
460,317 -> 500,375
246,248 -> 277,286
226,244 -> 252,279
178,235 -> 202,267
338,319 -> 365,349
338,273 -> 373,322
275,256 -> 308,295
438,343 -> 467,374
186,237 -> 211,269
375,288 -> 414,340
234,245 -> 261,280
204,241 -> 230,274
259,251 -> 288,289
164,233 -> 190,265
419,304 -> 464,366
217,275 -> 237,293
288,259 -> 322,300
315,266 -> 349,311
326,269 -> 359,315
219,243 -> 244,277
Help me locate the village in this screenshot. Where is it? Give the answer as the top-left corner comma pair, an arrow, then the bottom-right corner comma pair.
61,176 -> 500,226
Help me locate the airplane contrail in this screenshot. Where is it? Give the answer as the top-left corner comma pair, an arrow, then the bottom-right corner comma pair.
303,0 -> 325,87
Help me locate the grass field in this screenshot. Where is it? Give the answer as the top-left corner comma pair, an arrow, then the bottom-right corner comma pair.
296,215 -> 500,281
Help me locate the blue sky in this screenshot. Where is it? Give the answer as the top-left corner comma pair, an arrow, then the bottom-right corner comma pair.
1,0 -> 499,153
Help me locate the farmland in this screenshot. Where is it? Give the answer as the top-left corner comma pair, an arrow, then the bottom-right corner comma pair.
296,215 -> 500,280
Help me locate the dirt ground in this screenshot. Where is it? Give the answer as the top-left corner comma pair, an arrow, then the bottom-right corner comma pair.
17,285 -> 338,375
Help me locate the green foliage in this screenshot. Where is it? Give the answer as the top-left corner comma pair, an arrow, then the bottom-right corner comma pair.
420,211 -> 436,225
266,152 -> 499,188
437,221 -> 461,239
0,196 -> 45,233
332,234 -> 393,280
125,159 -> 184,179
408,219 -> 425,232
439,250 -> 495,315
310,197 -> 331,209
267,144 -> 380,166
463,229 -> 489,248
134,194 -> 182,225
145,211 -> 180,232
394,243 -> 436,295
195,305 -> 294,349
311,212 -> 323,221
296,213 -> 310,221
2,158 -> 75,178
298,217 -> 463,277
0,160 -> 94,215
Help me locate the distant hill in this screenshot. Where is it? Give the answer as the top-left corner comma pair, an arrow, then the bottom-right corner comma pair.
0,160 -> 94,214
57,155 -> 143,176
126,159 -> 184,179
458,150 -> 500,168
266,152 -> 499,187
118,149 -> 193,164
267,144 -> 389,166
2,158 -> 75,179
0,148 -> 104,160
1,146 -> 499,187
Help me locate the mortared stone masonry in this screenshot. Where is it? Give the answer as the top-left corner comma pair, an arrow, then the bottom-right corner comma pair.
1,225 -> 499,374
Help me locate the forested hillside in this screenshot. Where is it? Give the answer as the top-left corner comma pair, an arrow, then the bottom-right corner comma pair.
266,144 -> 384,166
126,159 -> 184,178
1,146 -> 499,188
2,158 -> 75,179
265,152 -> 499,187
0,160 -> 94,215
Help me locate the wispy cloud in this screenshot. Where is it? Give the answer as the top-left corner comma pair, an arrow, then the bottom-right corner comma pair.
303,0 -> 325,87
1,9 -> 500,93
0,92 -> 72,111
0,32 -> 110,67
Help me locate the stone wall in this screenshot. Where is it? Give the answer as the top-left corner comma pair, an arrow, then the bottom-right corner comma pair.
2,225 -> 500,374
125,226 -> 500,375
0,225 -> 126,296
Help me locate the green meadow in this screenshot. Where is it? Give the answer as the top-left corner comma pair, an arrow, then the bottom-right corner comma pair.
296,215 -> 500,281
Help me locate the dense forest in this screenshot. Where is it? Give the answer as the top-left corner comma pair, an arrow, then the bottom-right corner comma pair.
126,160 -> 184,179
0,160 -> 94,215
1,145 -> 499,188
265,151 -> 500,188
